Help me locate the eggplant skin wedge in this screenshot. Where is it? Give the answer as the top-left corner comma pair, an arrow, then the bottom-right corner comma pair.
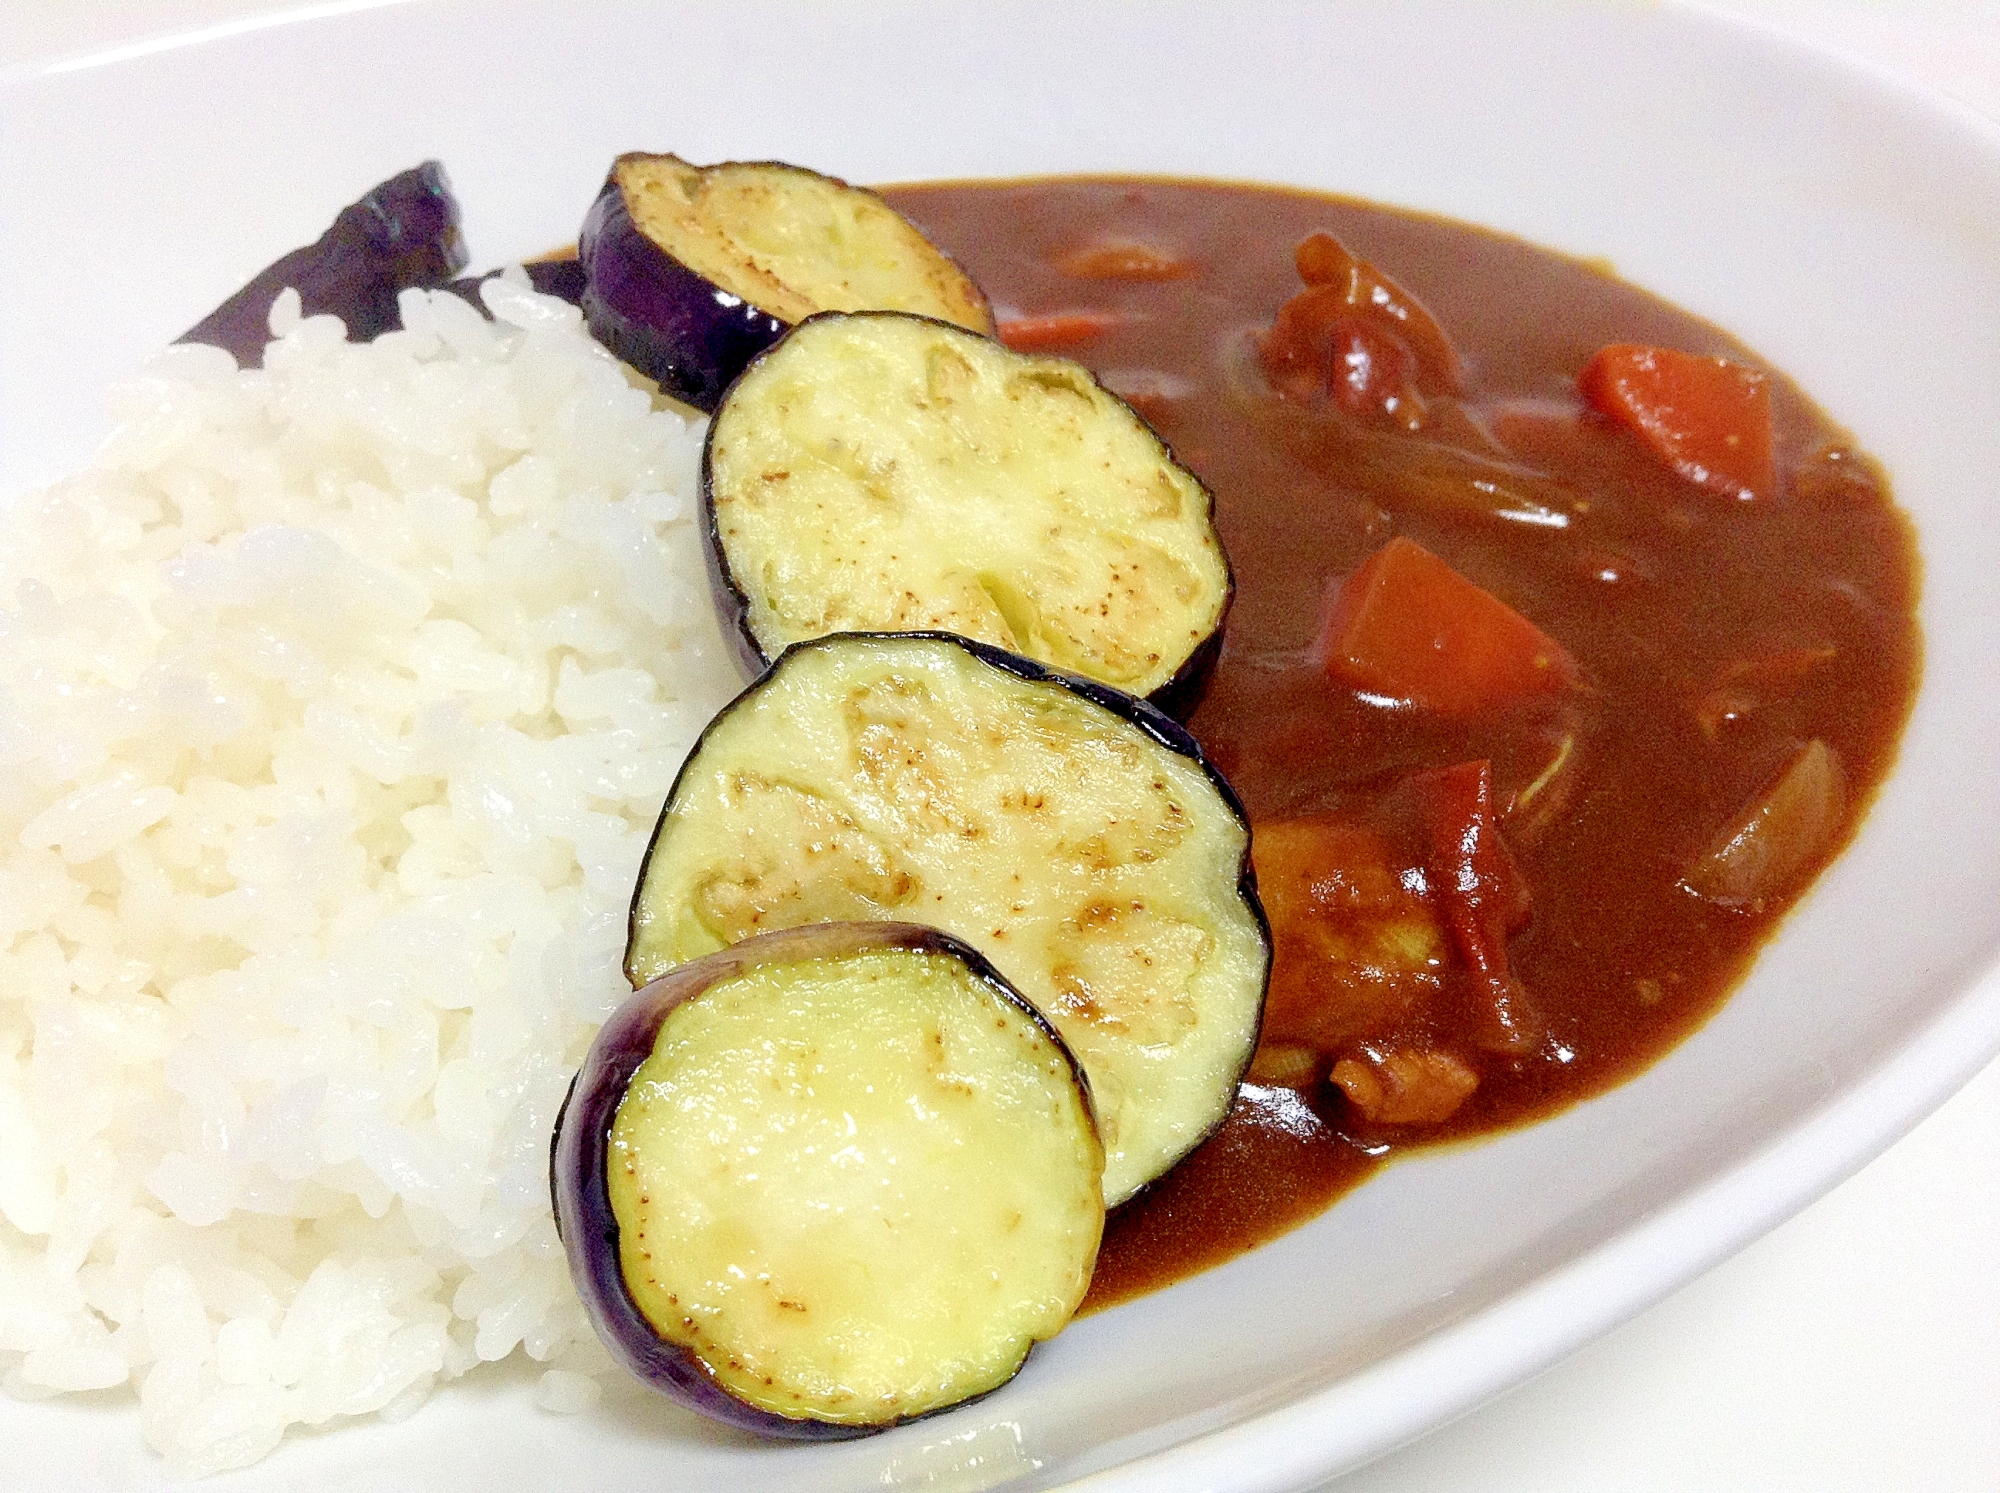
180,161 -> 468,368
580,153 -> 993,412
703,311 -> 1233,711
552,921 -> 1103,1438
625,632 -> 1270,1206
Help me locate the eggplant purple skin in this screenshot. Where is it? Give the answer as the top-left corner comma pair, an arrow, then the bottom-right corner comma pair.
618,629 -> 1272,1208
443,257 -> 587,311
695,311 -> 1236,718
179,161 -> 468,368
550,919 -> 1093,1440
578,180 -> 788,414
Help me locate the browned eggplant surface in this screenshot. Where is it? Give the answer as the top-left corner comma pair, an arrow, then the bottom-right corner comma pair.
553,923 -> 1101,1436
702,311 -> 1231,707
625,632 -> 1269,1208
580,154 -> 992,411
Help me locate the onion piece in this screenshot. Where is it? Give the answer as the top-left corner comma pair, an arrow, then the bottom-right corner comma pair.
1683,738 -> 1847,910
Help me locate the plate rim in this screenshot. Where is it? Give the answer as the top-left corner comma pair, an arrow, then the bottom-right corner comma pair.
3,3 -> 1999,1489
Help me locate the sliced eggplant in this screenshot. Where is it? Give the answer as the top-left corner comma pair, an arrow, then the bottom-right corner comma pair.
703,312 -> 1234,708
553,921 -> 1103,1437
179,161 -> 468,367
625,632 -> 1269,1205
580,153 -> 992,411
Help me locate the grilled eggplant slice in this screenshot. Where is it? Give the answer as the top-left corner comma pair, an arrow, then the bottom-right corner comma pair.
180,162 -> 468,367
626,632 -> 1269,1205
703,312 -> 1233,709
553,921 -> 1103,1437
580,154 -> 993,411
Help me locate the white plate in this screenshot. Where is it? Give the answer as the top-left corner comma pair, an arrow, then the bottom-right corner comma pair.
5,3 -> 2000,1489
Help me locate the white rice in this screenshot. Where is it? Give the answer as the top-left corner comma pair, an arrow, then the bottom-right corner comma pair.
0,274 -> 740,1474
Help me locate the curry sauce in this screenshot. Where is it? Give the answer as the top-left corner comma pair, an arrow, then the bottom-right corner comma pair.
882,178 -> 1921,1307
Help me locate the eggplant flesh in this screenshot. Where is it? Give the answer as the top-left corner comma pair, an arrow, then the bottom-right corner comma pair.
180,161 -> 468,367
581,153 -> 992,412
626,632 -> 1269,1206
704,312 -> 1233,706
553,922 -> 1102,1437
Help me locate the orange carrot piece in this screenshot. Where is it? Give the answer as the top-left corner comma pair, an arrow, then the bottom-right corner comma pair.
995,310 -> 1119,352
1319,537 -> 1577,714
1580,344 -> 1773,500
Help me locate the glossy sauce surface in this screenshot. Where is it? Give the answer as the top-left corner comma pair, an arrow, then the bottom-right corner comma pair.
880,179 -> 1921,1307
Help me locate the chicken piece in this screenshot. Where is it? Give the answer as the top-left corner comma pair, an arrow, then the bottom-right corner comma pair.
1252,815 -> 1447,1047
1330,1044 -> 1479,1125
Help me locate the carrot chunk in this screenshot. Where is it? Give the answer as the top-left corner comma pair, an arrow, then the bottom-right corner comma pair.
1580,344 -> 1773,500
995,310 -> 1119,352
1319,537 -> 1577,714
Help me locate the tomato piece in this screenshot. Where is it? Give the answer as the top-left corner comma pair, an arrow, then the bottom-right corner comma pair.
1290,232 -> 1461,393
1319,537 -> 1577,714
1252,763 -> 1542,1092
1580,343 -> 1774,500
994,310 -> 1119,352
1257,232 -> 1460,428
1261,285 -> 1428,427
1409,761 -> 1542,1054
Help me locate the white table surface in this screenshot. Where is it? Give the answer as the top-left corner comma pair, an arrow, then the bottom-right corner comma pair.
4,5 -> 1998,1491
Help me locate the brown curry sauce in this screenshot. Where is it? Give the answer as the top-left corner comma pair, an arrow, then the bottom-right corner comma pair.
879,178 -> 1921,1309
